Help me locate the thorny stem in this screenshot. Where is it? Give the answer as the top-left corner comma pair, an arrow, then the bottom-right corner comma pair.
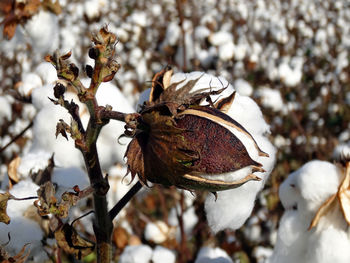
108,181 -> 143,220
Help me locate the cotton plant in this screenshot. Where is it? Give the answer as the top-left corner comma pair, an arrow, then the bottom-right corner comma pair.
0,26 -> 275,263
268,149 -> 350,263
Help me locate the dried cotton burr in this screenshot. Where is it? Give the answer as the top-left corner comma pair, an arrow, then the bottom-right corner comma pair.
127,68 -> 276,232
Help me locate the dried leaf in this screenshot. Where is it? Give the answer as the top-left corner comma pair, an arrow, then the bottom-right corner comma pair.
3,20 -> 17,40
309,193 -> 337,230
35,182 -> 93,218
0,193 -> 11,224
338,163 -> 350,224
55,223 -> 95,260
0,244 -> 30,263
42,0 -> 62,15
7,156 -> 21,187
55,119 -> 70,140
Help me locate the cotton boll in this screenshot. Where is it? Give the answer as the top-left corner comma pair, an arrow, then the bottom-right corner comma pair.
31,83 -> 56,109
209,31 -> 233,46
35,62 -> 58,85
119,245 -> 153,263
144,221 -> 170,244
305,227 -> 350,263
167,72 -> 275,232
152,246 -> 176,263
205,182 -> 259,232
267,211 -> 308,263
256,86 -> 284,112
17,73 -> 42,97
234,79 -> 253,97
218,42 -> 235,61
195,247 -> 233,263
25,11 -> 59,56
227,94 -> 270,135
295,161 -> 341,214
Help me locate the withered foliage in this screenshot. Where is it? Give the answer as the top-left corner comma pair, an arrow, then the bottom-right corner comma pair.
0,0 -> 61,40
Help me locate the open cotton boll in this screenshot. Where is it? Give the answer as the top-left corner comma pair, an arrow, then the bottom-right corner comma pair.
35,62 -> 58,85
152,246 -> 176,263
305,227 -> 350,263
267,210 -> 308,263
119,245 -> 153,263
165,72 -> 275,232
234,79 -> 253,97
24,11 -> 59,56
17,73 -> 42,97
279,161 -> 341,217
144,221 -> 172,244
195,247 -> 233,263
256,86 -> 284,112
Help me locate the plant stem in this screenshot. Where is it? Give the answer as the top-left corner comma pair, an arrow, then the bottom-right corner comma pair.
109,181 -> 143,220
81,143 -> 113,263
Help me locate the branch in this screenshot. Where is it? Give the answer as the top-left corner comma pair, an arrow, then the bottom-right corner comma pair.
108,181 -> 143,220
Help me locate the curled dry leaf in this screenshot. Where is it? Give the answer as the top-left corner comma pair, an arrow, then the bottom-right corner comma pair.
7,156 -> 21,187
0,192 -> 12,224
125,69 -> 269,192
34,182 -> 93,218
55,223 -> 95,260
0,243 -> 30,263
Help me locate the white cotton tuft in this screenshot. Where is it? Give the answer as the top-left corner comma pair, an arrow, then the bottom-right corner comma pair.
144,221 -> 170,244
256,86 -> 284,112
269,160 -> 350,263
119,245 -> 153,263
195,247 -> 233,263
151,246 -> 176,263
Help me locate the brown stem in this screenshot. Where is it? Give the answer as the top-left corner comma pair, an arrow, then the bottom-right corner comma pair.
108,181 -> 143,220
81,143 -> 113,263
176,0 -> 187,71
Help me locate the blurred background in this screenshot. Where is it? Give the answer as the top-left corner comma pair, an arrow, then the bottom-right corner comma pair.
1,0 -> 350,262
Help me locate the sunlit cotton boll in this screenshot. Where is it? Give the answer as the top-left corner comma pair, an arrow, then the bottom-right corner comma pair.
195,247 -> 233,263
138,71 -> 275,233
167,72 -> 276,233
119,245 -> 153,263
269,160 -> 350,263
